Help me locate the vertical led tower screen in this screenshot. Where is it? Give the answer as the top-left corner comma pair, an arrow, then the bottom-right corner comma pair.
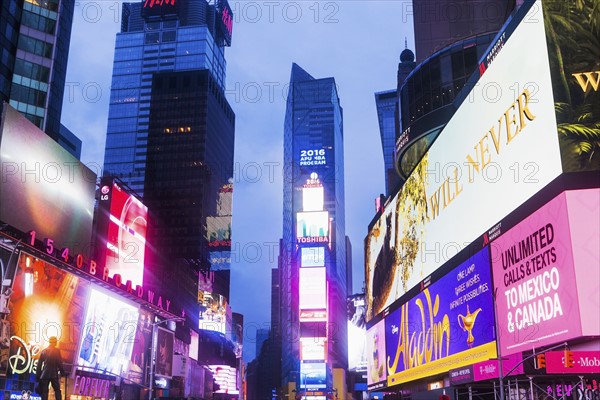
299,267 -> 327,310
99,178 -> 148,288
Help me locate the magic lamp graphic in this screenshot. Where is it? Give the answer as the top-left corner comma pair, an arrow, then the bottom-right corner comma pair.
457,305 -> 482,346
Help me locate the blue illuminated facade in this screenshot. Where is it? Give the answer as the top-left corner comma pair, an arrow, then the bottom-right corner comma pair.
279,63 -> 348,387
103,0 -> 229,196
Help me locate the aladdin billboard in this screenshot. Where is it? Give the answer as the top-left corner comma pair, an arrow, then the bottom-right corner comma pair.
384,247 -> 496,386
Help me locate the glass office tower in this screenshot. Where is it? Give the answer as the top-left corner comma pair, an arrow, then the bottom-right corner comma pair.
102,0 -> 235,327
103,0 -> 231,196
279,63 -> 348,392
375,90 -> 400,196
0,0 -> 81,157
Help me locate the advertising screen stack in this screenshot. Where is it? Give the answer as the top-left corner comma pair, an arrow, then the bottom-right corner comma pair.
365,1 -> 600,399
0,104 -> 198,399
297,171 -> 331,399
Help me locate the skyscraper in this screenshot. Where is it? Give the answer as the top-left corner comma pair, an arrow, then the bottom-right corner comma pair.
0,0 -> 81,157
279,63 -> 348,394
374,90 -> 400,195
101,0 -> 235,327
103,0 -> 232,197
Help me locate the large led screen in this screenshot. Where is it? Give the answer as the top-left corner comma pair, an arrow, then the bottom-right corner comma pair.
206,215 -> 232,248
541,1 -> 600,173
77,287 -> 139,376
4,252 -> 88,378
300,337 -> 326,361
297,211 -> 329,238
491,191 -> 582,356
365,1 -> 563,321
303,186 -> 324,212
198,292 -> 228,334
366,318 -> 386,390
299,267 -> 326,311
98,178 -> 147,288
300,362 -> 327,390
301,247 -> 325,267
385,247 -> 496,385
208,365 -> 238,394
155,327 -> 174,378
128,308 -> 153,384
348,295 -> 367,372
566,189 -> 600,337
0,104 -> 96,255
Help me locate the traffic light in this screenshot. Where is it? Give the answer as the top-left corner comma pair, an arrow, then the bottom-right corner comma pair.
564,350 -> 575,368
535,353 -> 546,369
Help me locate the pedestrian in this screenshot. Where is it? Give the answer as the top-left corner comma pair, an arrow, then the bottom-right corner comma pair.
36,336 -> 65,400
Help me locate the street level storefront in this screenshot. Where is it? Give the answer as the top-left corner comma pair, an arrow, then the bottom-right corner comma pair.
0,228 -> 181,400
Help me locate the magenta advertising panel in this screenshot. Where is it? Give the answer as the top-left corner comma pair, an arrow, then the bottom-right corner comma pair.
545,351 -> 600,374
472,352 -> 523,381
99,178 -> 148,288
366,319 -> 386,390
566,189 -> 600,337
491,192 -> 582,356
299,267 -> 326,311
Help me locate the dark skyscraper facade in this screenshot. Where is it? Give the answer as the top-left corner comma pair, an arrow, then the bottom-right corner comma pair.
0,0 -> 81,157
102,0 -> 235,327
103,0 -> 232,197
374,90 -> 400,196
279,63 -> 348,394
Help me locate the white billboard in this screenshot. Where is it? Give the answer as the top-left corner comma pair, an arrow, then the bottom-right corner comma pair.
365,2 -> 562,320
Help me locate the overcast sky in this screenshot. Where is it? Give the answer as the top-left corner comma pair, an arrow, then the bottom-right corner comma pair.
62,0 -> 415,361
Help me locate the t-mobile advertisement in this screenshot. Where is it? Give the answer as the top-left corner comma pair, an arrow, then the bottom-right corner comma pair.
491,192 -> 581,356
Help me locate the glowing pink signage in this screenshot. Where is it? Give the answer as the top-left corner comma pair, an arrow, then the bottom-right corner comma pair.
299,267 -> 326,311
472,353 -> 523,381
546,351 -> 600,374
491,191 -> 581,356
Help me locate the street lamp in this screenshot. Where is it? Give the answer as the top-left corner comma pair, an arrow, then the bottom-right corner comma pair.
148,316 -> 184,400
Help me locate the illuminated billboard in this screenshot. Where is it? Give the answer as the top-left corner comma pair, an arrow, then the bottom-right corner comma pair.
301,247 -> 325,267
216,0 -> 233,47
384,247 -> 496,386
303,186 -> 324,212
297,211 -> 329,238
4,252 -> 88,378
300,337 -> 326,361
365,1 -> 563,321
141,0 -> 178,17
208,365 -> 238,394
77,287 -> 139,376
155,327 -> 174,378
129,309 -> 153,384
299,148 -> 328,167
347,295 -> 367,372
301,362 -> 327,390
0,104 -> 96,255
209,250 -> 231,271
299,267 -> 326,311
98,178 -> 147,288
206,215 -> 232,248
198,292 -> 228,334
490,190 -> 594,356
366,318 -> 386,389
